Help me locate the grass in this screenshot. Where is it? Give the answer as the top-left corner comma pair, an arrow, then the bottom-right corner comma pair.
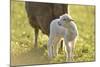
11,0 -> 95,66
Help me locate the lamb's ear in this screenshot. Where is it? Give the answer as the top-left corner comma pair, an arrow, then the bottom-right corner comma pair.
59,15 -> 64,21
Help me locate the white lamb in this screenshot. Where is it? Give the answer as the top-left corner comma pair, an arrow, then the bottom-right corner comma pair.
48,13 -> 78,62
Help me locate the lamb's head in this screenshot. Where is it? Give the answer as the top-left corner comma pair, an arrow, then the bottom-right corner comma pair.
60,13 -> 74,23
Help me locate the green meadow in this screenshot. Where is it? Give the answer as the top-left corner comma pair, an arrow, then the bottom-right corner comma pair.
11,1 -> 95,66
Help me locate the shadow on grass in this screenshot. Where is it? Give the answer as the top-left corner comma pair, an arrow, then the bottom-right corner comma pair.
11,46 -> 50,66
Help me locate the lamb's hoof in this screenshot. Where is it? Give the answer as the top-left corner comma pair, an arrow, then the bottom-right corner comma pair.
67,61 -> 72,63
65,58 -> 73,63
48,56 -> 53,61
66,60 -> 74,63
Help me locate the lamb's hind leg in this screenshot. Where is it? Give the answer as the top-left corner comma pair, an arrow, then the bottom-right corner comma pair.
52,37 -> 60,57
48,35 -> 54,58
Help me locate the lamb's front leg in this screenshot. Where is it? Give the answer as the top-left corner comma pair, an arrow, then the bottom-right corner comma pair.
65,42 -> 72,62
64,36 -> 72,62
70,40 -> 76,61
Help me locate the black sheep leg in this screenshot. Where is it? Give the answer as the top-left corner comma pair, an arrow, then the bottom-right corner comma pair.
34,28 -> 39,48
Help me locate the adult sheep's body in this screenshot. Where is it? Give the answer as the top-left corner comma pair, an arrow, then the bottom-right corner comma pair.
25,2 -> 68,47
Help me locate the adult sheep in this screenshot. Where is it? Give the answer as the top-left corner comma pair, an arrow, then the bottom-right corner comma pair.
25,2 -> 68,47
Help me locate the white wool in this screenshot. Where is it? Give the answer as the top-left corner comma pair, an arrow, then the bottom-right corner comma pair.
48,13 -> 78,62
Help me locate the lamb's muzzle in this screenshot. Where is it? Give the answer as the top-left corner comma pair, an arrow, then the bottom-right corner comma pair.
48,13 -> 78,62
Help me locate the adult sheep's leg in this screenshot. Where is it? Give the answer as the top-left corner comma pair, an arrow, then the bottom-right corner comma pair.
34,28 -> 39,48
